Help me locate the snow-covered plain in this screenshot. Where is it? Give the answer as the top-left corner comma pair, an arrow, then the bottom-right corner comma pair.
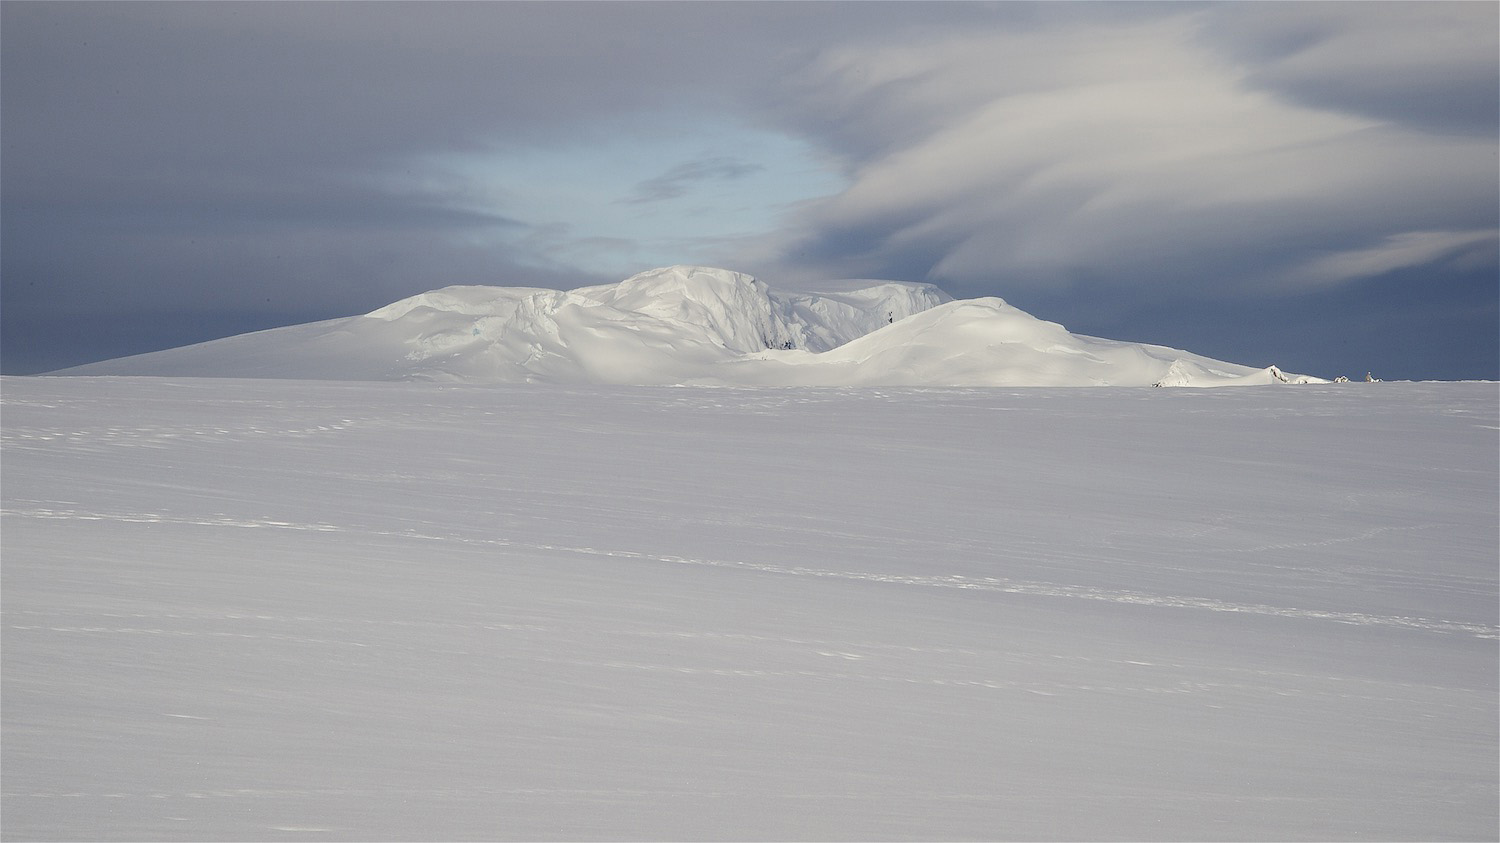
2,375 -> 1495,841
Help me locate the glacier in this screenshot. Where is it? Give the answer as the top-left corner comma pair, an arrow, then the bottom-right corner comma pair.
55,265 -> 1324,387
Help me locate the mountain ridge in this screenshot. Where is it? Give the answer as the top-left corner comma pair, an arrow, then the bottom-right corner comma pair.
53,265 -> 1325,387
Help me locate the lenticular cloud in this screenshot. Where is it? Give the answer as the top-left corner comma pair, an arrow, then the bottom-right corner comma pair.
56,265 -> 1325,387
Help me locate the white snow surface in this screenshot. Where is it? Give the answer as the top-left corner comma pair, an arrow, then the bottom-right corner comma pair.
55,265 -> 1323,387
2,376 -> 1495,841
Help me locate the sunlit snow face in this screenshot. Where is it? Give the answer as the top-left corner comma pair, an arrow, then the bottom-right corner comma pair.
411,114 -> 848,274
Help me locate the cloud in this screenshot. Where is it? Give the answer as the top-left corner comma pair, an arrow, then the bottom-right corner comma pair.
622,157 -> 765,204
1283,230 -> 1500,289
0,1 -> 886,328
739,8 -> 1498,298
1198,2 -> 1500,136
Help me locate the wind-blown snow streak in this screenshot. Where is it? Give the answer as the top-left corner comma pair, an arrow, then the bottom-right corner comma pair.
5,506 -> 1491,639
56,265 -> 1323,386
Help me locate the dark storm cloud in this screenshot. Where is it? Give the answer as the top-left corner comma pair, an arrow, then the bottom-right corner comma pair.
2,1 -> 1495,378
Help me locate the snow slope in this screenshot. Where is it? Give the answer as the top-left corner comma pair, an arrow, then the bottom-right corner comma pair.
55,265 -> 1320,387
728,298 -> 1294,387
3,377 -> 1494,841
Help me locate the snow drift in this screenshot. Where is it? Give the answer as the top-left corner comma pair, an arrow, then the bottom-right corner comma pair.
56,265 -> 1324,387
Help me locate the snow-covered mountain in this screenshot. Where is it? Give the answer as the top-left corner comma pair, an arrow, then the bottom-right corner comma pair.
56,265 -> 1325,386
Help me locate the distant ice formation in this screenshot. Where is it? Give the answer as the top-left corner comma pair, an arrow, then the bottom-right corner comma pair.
55,265 -> 1326,386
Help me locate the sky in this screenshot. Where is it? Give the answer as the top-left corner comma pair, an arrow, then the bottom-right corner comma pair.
3,1 -> 1496,380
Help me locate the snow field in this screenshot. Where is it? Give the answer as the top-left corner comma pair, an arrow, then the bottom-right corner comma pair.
2,377 -> 1495,840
